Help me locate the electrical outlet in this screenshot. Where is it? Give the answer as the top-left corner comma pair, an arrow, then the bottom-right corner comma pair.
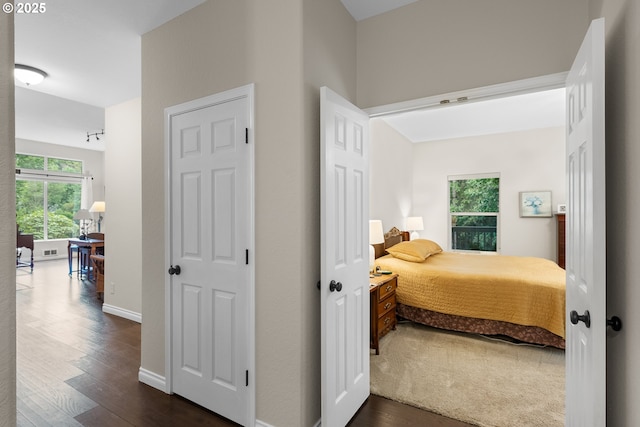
110,281 -> 115,294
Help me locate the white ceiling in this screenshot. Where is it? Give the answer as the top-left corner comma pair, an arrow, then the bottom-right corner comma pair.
381,88 -> 566,143
14,0 -> 206,150
14,0 -> 563,152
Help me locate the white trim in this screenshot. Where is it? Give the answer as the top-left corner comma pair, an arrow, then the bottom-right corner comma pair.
365,72 -> 568,117
102,304 -> 142,323
138,367 -> 167,392
164,83 -> 256,426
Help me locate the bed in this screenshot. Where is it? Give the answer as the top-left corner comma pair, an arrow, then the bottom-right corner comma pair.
374,229 -> 566,348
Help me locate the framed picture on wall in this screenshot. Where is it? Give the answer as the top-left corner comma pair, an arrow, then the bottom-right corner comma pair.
519,191 -> 552,217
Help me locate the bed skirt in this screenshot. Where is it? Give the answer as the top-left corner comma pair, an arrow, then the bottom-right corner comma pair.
396,303 -> 565,349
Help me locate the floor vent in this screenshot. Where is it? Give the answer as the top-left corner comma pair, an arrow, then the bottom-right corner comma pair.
43,249 -> 58,256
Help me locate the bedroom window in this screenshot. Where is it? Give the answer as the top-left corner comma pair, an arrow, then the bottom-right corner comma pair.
449,174 -> 499,252
15,154 -> 83,240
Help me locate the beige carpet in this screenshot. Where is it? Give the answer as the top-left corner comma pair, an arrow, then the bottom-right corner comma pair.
370,322 -> 564,427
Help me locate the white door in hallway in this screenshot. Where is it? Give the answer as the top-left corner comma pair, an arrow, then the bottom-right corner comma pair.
167,85 -> 254,426
565,18 -> 606,427
320,86 -> 370,427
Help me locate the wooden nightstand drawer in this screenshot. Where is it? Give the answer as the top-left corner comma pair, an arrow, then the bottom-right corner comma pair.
377,310 -> 396,334
370,274 -> 398,355
377,298 -> 395,316
378,278 -> 396,300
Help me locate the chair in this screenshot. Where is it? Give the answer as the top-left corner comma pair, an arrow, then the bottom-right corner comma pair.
90,254 -> 105,299
79,232 -> 104,280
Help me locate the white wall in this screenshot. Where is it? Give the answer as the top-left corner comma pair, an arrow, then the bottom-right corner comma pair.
370,123 -> 566,261
104,98 -> 142,320
413,127 -> 566,260
370,119 -> 414,229
0,10 -> 16,424
15,138 -> 105,262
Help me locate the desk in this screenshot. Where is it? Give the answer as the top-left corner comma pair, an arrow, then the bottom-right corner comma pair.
68,238 -> 104,276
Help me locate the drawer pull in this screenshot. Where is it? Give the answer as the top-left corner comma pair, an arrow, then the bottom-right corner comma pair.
384,317 -> 391,325
385,285 -> 392,292
384,302 -> 392,310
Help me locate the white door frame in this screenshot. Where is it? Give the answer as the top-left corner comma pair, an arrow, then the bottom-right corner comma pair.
365,72 -> 568,118
163,84 -> 255,424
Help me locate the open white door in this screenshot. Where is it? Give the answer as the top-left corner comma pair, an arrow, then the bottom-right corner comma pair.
321,86 -> 370,427
565,18 -> 606,427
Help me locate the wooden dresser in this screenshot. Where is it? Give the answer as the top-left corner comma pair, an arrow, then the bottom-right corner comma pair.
556,214 -> 566,269
370,273 -> 398,355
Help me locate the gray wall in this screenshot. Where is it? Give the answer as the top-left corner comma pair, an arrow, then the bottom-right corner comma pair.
590,0 -> 640,425
140,1 -> 355,425
356,0 -> 589,108
0,10 -> 16,426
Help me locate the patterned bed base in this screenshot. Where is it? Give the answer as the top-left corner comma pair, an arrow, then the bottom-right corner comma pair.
396,303 -> 565,349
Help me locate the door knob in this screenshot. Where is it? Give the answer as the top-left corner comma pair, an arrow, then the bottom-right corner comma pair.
607,316 -> 623,332
329,280 -> 343,292
570,310 -> 591,328
168,265 -> 181,276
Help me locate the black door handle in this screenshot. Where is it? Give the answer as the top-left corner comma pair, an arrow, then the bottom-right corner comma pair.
329,280 -> 343,292
607,316 -> 623,331
168,265 -> 181,276
570,310 -> 591,328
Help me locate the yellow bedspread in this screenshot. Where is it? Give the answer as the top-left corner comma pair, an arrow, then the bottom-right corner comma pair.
375,252 -> 566,338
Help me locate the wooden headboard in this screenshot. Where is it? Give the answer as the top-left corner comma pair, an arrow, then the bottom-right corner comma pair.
373,227 -> 409,259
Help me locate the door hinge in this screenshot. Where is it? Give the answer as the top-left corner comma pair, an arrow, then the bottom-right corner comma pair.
246,249 -> 249,265
246,370 -> 249,386
245,128 -> 248,144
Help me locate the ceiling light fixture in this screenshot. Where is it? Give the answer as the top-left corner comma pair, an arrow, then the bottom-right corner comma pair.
14,64 -> 48,86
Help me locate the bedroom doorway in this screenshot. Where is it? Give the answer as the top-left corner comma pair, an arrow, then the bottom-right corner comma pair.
365,74 -> 569,424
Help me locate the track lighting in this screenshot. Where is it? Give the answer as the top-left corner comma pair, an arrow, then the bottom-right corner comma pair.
86,129 -> 105,143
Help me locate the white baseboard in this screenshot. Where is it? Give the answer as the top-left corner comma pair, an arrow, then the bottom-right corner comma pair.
102,304 -> 142,323
138,367 -> 168,393
255,417 -> 320,427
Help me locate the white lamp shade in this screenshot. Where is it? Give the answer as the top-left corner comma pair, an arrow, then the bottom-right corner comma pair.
73,208 -> 92,220
406,216 -> 424,231
369,220 -> 384,244
89,201 -> 106,213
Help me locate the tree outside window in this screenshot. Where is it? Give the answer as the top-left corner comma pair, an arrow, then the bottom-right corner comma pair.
449,175 -> 499,252
16,154 -> 83,240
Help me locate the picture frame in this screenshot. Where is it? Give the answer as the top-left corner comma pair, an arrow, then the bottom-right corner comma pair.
519,191 -> 552,217
557,204 -> 567,214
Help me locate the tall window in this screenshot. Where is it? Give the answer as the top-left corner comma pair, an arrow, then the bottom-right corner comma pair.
16,154 -> 83,240
449,174 -> 500,252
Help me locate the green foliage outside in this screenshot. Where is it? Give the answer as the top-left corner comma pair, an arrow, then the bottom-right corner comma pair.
449,177 -> 499,251
17,210 -> 77,240
16,154 -> 82,240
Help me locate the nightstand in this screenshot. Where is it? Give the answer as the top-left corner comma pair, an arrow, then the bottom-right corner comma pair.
369,273 -> 398,355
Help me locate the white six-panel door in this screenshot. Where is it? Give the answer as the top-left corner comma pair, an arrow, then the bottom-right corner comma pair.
321,86 -> 370,427
565,18 -> 606,427
166,86 -> 254,426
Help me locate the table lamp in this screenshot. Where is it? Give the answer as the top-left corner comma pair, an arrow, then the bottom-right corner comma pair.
406,216 -> 424,240
90,201 -> 106,232
369,220 -> 384,273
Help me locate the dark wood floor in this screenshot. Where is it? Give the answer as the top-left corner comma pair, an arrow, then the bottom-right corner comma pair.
16,259 -> 473,427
